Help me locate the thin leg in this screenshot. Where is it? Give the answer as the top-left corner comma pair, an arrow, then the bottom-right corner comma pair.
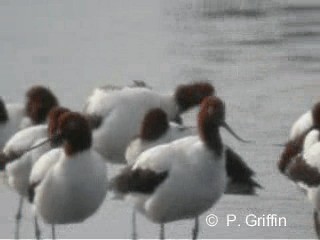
314,210 -> 320,239
14,197 -> 24,240
132,209 -> 137,240
160,223 -> 165,240
52,224 -> 56,240
192,216 -> 199,240
34,216 -> 41,240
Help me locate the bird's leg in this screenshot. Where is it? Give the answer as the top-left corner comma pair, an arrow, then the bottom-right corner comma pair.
34,216 -> 41,240
14,196 -> 24,239
314,210 -> 320,239
160,223 -> 165,240
192,216 -> 199,240
132,209 -> 137,240
52,224 -> 56,240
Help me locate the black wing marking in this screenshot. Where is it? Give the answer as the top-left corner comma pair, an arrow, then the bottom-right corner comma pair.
225,147 -> 262,195
99,81 -> 151,92
98,84 -> 123,92
110,166 -> 168,194
287,155 -> 320,187
131,80 -> 152,89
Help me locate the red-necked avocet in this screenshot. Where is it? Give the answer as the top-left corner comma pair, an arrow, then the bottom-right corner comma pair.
83,82 -> 214,164
124,107 -> 261,239
29,112 -> 107,239
278,102 -> 320,174
110,96 -> 251,240
0,107 -> 69,239
286,128 -> 320,238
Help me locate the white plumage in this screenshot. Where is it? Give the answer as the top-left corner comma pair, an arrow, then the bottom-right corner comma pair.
301,133 -> 320,213
30,149 -> 107,224
3,125 -> 48,158
303,130 -> 320,154
131,136 -> 226,223
289,111 -> 313,140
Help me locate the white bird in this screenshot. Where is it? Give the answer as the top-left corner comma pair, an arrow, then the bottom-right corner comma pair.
110,96 -> 250,240
0,86 -> 59,149
29,112 -> 107,239
124,107 -> 261,239
0,107 -> 68,239
278,102 -> 320,174
84,82 -> 214,163
286,129 -> 320,238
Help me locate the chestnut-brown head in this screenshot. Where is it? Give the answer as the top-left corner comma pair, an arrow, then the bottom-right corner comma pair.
174,82 -> 215,113
47,107 -> 70,146
57,112 -> 92,156
198,96 -> 225,141
25,86 -> 59,125
140,108 -> 169,141
0,98 -> 8,123
278,141 -> 301,173
198,96 -> 250,154
312,102 -> 320,128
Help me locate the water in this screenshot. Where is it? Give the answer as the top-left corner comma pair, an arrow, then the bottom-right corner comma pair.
0,0 -> 319,238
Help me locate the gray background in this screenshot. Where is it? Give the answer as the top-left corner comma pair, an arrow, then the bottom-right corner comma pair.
0,0 -> 319,238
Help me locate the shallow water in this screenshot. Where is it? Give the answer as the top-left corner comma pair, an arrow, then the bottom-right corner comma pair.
0,0 -> 320,238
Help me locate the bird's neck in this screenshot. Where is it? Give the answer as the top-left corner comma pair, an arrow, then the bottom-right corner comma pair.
200,124 -> 223,157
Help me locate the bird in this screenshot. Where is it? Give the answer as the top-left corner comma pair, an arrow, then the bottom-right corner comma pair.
286,129 -> 320,238
124,107 -> 261,239
110,96 -> 251,240
0,85 -> 59,149
278,102 -> 320,174
1,107 -> 69,239
29,112 -> 108,239
84,81 -> 214,163
126,107 -> 261,194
